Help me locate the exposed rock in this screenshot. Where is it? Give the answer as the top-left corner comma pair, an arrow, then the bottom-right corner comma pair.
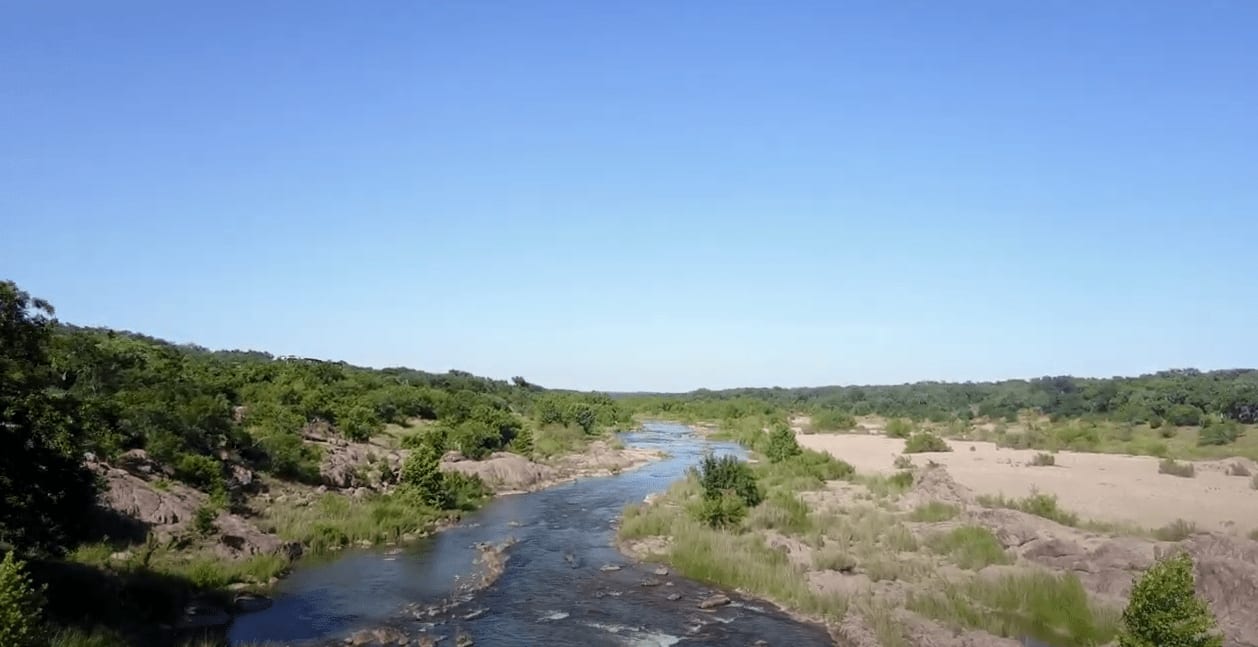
653,566 -> 670,576
94,462 -> 204,531
116,448 -> 162,476
599,564 -> 622,572
320,440 -> 405,490
640,578 -> 662,587
441,452 -> 559,493
666,593 -> 682,601
346,627 -> 410,646
176,601 -> 230,629
1183,534 -> 1258,647
228,463 -> 256,490
232,593 -> 273,613
698,594 -> 731,609
215,512 -> 302,560
906,465 -> 974,507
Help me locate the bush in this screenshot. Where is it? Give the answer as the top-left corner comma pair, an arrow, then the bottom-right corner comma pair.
1226,462 -> 1250,477
904,432 -> 951,454
693,492 -> 747,528
0,551 -> 45,647
257,431 -> 323,483
1159,459 -> 1195,478
885,418 -> 914,439
1030,452 -> 1056,467
765,423 -> 802,463
1197,422 -> 1243,447
1153,519 -> 1197,542
1119,553 -> 1221,647
510,426 -> 534,458
888,470 -> 914,489
192,505 -> 217,536
810,409 -> 857,432
400,443 -> 451,508
893,455 -> 913,470
1165,405 -> 1204,428
812,548 -> 857,572
695,454 -> 762,508
443,472 -> 489,511
172,453 -> 222,490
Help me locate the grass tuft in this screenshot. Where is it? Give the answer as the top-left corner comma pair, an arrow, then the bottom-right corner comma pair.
1029,452 -> 1056,467
927,526 -> 1011,569
1152,518 -> 1197,542
908,501 -> 961,522
1158,458 -> 1195,478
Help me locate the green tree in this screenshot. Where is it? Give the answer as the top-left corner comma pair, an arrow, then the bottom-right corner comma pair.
400,443 -> 450,508
0,282 -> 98,554
1118,553 -> 1221,647
765,423 -> 801,463
511,426 -> 535,458
0,551 -> 45,647
695,454 -> 762,508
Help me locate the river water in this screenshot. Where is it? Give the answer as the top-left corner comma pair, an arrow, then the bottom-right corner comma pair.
228,422 -> 836,646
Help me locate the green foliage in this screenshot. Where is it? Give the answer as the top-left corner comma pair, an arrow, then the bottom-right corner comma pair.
1118,553 -> 1221,647
510,426 -> 535,457
765,423 -> 802,463
928,526 -> 1011,569
888,470 -> 915,489
692,492 -> 748,528
173,454 -> 222,491
1030,452 -> 1056,466
1159,458 -> 1195,478
400,443 -> 450,508
1166,404 -> 1204,427
810,409 -> 856,432
909,501 -> 960,522
893,454 -> 913,469
191,505 -> 217,536
904,432 -> 951,453
442,472 -> 489,511
885,418 -> 914,439
0,282 -> 98,554
979,491 -> 1080,526
695,454 -> 762,508
1197,421 -> 1243,446
746,492 -> 811,534
0,552 -> 45,647
335,404 -> 381,441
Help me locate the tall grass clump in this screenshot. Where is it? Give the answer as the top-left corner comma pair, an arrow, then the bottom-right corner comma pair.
978,491 -> 1080,527
747,492 -> 812,534
810,409 -> 857,432
910,570 -> 1120,646
1158,458 -> 1195,478
267,491 -> 445,553
885,418 -> 914,439
1030,452 -> 1056,466
909,501 -> 960,522
757,449 -> 854,492
1152,519 -> 1197,542
927,526 -> 1011,570
1226,462 -> 1251,477
904,432 -> 951,454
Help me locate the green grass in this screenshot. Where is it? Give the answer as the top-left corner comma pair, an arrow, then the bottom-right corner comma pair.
927,526 -> 1011,569
746,492 -> 813,534
909,570 -> 1120,646
904,432 -> 951,453
263,490 -> 448,553
812,546 -> 857,571
908,501 -> 961,522
975,492 -> 1147,536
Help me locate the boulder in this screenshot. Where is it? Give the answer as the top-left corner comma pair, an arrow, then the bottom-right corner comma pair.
441,452 -> 559,493
698,594 -> 730,609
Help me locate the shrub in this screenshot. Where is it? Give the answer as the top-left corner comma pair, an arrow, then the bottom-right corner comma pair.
693,492 -> 747,528
1165,405 -> 1204,428
1159,459 -> 1195,478
811,409 -> 857,432
1148,416 -> 1165,430
1030,452 -> 1056,467
893,455 -> 914,470
337,404 -> 382,441
812,548 -> 857,572
192,505 -> 217,536
1198,422 -> 1243,447
257,431 -> 322,483
1226,462 -> 1250,477
909,501 -> 960,522
1153,519 -> 1197,542
888,470 -> 915,489
443,472 -> 489,511
765,423 -> 802,463
886,418 -> 914,439
173,454 -> 222,490
0,551 -> 45,647
696,454 -> 762,507
1118,553 -> 1221,647
979,491 -> 1079,527
904,432 -> 951,454
400,443 -> 451,508
510,426 -> 534,458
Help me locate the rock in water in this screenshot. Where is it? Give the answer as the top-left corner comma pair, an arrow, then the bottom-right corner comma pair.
698,594 -> 731,609
233,593 -> 273,613
653,566 -> 670,576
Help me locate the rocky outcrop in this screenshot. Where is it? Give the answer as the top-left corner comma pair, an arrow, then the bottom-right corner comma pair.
318,440 -> 406,490
441,452 -> 558,492
93,458 -> 204,531
1184,534 -> 1258,647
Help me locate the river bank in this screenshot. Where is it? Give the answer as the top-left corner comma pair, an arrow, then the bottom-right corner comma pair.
615,422 -> 1258,647
229,423 -> 836,646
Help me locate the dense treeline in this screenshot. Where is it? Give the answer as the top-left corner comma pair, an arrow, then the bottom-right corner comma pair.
1,280 -> 628,559
625,370 -> 1258,428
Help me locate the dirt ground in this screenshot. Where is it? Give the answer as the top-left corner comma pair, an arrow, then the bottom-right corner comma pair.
796,433 -> 1258,536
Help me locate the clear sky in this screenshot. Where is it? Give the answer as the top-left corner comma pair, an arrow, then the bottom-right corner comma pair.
3,2 -> 1256,392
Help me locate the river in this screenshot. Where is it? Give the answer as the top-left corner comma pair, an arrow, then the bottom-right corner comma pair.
227,422 -> 836,646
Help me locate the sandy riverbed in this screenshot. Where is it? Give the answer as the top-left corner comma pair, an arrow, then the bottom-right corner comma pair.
796,433 -> 1258,535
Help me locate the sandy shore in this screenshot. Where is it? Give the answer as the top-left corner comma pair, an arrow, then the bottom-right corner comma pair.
796,433 -> 1257,535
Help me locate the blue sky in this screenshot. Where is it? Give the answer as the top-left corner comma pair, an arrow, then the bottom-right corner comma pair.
3,2 -> 1256,392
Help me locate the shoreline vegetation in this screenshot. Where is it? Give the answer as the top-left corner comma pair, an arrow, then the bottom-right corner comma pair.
616,414 -> 1251,647
5,278 -> 1256,646
1,280 -> 653,647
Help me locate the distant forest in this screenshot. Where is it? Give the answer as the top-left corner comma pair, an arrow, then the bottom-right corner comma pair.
622,370 -> 1258,427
